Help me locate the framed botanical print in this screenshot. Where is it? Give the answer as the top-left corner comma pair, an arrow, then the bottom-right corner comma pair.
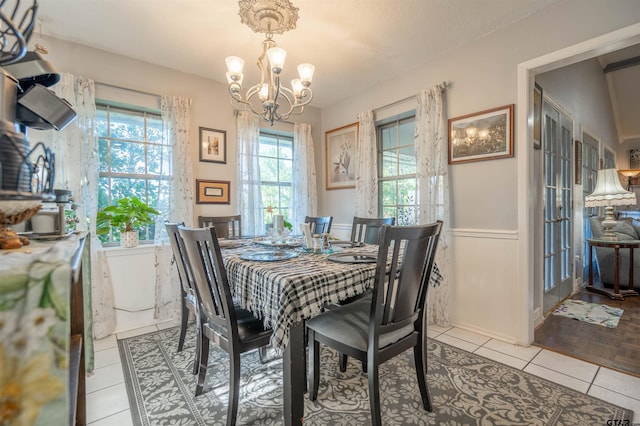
325,122 -> 358,190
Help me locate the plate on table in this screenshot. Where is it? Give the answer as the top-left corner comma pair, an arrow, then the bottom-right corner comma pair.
330,240 -> 365,248
327,252 -> 377,264
240,250 -> 299,262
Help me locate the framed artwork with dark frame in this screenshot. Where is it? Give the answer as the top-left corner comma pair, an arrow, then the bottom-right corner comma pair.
533,83 -> 543,150
199,127 -> 227,164
196,179 -> 230,204
325,122 -> 358,190
448,104 -> 514,164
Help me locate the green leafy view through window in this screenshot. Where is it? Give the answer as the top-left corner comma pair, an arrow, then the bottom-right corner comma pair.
259,131 -> 293,227
378,116 -> 417,225
97,103 -> 169,244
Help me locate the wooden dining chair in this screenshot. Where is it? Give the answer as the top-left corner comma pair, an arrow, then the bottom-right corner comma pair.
304,215 -> 333,234
177,224 -> 272,426
165,222 -> 200,375
350,216 -> 396,245
306,221 -> 443,426
197,215 -> 242,239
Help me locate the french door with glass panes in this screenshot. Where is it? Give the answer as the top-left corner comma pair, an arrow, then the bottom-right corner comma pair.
581,132 -> 599,280
543,100 -> 574,313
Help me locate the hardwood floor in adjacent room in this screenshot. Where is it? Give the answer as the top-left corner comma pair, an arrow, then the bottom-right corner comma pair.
534,286 -> 640,378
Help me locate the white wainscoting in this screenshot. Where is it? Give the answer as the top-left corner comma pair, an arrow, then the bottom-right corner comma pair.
103,245 -> 158,333
449,228 -> 522,344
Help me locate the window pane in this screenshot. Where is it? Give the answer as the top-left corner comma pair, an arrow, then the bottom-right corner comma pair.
109,140 -> 146,174
96,109 -> 108,137
398,120 -> 414,147
259,135 -> 278,156
109,109 -> 145,140
99,138 -> 109,172
397,177 -> 417,205
399,145 -> 416,175
381,151 -> 398,178
110,177 -> 147,201
381,126 -> 397,149
279,186 -> 291,209
279,139 -> 293,159
381,180 -> 396,205
147,116 -> 163,143
397,206 -> 416,226
260,157 -> 278,182
147,144 -> 170,175
279,159 -> 292,182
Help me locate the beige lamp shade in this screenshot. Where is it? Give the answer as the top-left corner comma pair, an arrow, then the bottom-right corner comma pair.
585,168 -> 637,241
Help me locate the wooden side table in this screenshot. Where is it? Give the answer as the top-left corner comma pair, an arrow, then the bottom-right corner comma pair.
587,238 -> 640,300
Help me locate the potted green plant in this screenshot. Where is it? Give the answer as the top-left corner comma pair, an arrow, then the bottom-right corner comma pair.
96,196 -> 160,247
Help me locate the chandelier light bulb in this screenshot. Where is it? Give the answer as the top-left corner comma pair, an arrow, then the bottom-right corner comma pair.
225,56 -> 245,78
267,47 -> 287,73
297,63 -> 315,85
291,78 -> 304,97
259,83 -> 270,101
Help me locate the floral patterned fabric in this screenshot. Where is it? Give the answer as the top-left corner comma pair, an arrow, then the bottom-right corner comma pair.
0,234 -> 88,425
354,110 -> 378,217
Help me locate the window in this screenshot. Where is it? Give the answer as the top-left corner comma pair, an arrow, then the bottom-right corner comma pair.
259,131 -> 293,221
378,116 -> 417,225
97,103 -> 168,244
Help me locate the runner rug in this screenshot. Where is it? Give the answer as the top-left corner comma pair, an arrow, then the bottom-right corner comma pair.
119,326 -> 633,425
552,299 -> 624,328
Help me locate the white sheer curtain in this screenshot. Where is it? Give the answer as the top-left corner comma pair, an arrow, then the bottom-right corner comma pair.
236,111 -> 264,236
291,123 -> 317,227
153,95 -> 194,321
47,74 -> 116,339
354,110 -> 377,217
415,83 -> 451,327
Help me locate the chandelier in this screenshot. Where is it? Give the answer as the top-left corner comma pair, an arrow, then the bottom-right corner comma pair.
225,0 -> 315,125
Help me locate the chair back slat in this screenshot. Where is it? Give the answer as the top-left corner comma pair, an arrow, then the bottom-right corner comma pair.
350,216 -> 395,245
178,225 -> 237,336
165,222 -> 193,295
198,215 -> 242,239
304,215 -> 333,234
373,222 -> 442,333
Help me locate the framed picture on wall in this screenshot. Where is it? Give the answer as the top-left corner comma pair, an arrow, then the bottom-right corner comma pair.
325,122 -> 358,190
533,83 -> 543,150
196,179 -> 230,204
199,127 -> 227,164
448,104 -> 514,164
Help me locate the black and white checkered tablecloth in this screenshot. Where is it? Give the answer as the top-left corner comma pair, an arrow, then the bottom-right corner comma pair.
223,244 -> 442,350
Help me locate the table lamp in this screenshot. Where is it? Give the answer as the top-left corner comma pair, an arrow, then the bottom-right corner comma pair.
585,168 -> 637,241
618,169 -> 640,190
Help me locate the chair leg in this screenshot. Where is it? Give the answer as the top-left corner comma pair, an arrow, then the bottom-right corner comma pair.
308,330 -> 320,401
339,353 -> 347,372
367,355 -> 382,426
413,342 -> 432,411
227,350 -> 241,426
178,299 -> 188,352
195,332 -> 209,396
192,317 -> 201,375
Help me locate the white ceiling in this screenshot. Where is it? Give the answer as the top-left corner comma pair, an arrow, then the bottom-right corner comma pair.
33,0 -> 639,144
36,0 -> 561,108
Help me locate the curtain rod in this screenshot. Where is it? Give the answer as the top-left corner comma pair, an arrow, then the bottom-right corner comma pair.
373,81 -> 449,113
96,81 -> 161,99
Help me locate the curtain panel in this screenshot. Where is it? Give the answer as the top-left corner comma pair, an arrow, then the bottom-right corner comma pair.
415,84 -> 451,327
354,110 -> 377,217
236,111 -> 264,236
291,123 -> 317,227
154,95 -> 194,321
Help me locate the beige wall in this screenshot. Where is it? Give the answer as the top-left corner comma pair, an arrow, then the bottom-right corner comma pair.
35,0 -> 640,345
42,36 -> 322,226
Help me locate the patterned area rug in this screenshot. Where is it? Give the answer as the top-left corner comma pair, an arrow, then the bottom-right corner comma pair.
553,299 -> 624,328
119,326 -> 633,425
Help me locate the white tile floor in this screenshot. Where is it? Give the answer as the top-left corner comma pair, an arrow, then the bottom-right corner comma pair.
86,322 -> 640,424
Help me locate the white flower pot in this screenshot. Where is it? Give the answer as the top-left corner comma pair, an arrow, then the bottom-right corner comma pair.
121,231 -> 139,248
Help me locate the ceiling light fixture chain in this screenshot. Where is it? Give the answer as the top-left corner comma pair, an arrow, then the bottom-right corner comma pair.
226,0 -> 314,125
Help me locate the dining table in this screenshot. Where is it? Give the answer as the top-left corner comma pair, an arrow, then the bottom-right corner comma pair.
220,237 -> 441,425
